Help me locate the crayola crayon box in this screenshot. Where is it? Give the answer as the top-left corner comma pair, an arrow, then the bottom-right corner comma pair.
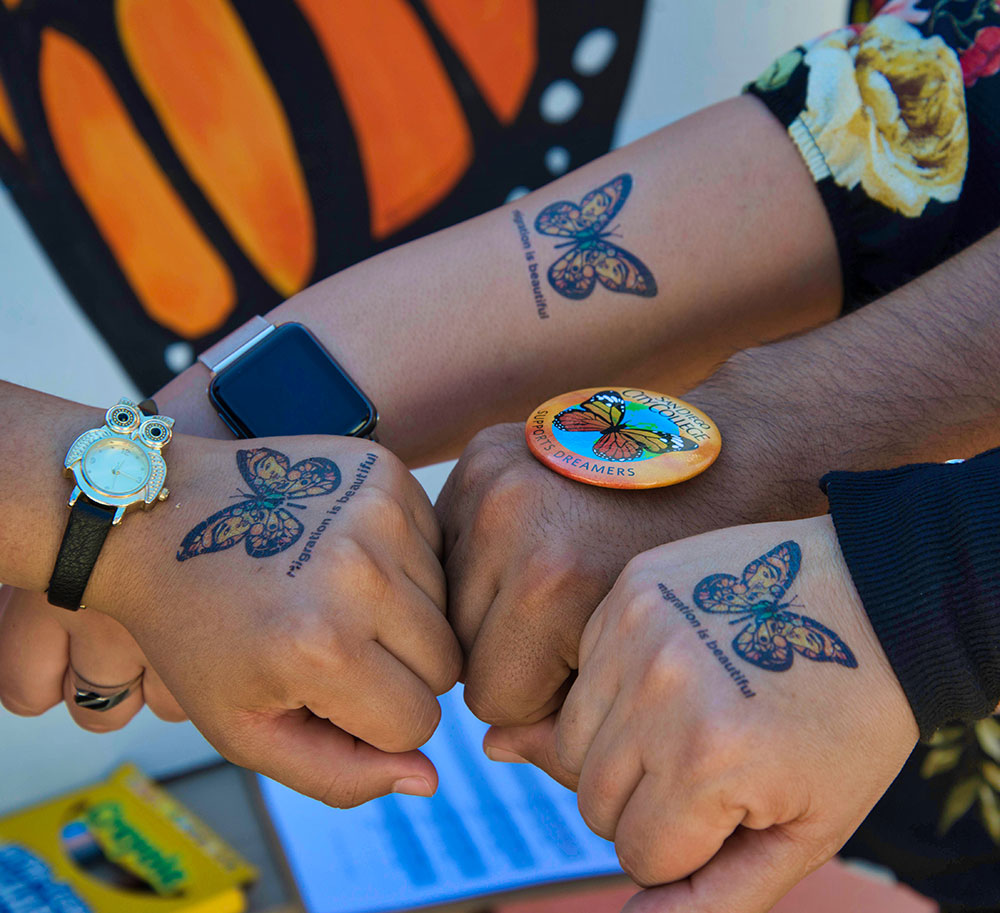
0,763 -> 256,913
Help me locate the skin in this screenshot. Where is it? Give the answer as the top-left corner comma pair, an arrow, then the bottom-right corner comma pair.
1,93 -> 842,730
0,382 -> 461,805
435,225 -> 1000,730
482,515 -> 919,913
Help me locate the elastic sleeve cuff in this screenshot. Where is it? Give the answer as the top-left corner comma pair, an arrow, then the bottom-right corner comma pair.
821,448 -> 1000,740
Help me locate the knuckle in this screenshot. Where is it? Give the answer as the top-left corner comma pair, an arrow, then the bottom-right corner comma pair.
638,645 -> 685,695
616,588 -> 661,638
150,704 -> 188,723
325,536 -> 386,594
463,677 -> 524,728
387,698 -> 441,752
72,713 -> 125,734
356,485 -> 409,535
0,689 -> 56,717
615,836 -> 658,888
428,640 -> 463,696
576,772 -> 619,841
473,467 -> 536,532
455,431 -> 508,483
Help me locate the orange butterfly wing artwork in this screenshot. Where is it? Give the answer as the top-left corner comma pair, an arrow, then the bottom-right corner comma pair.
693,541 -> 857,672
0,0 -> 647,391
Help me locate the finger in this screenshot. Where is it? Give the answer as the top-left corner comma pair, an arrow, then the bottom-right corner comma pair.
443,528 -> 501,655
555,617 -> 622,775
142,665 -> 188,722
375,571 -> 462,696
385,462 -> 442,556
614,773 -> 744,888
574,699 -> 644,840
0,591 -> 67,716
397,520 -> 447,613
226,708 -> 440,807
462,578 -> 577,726
63,610 -> 146,732
482,715 -> 579,790
621,823 -> 828,913
306,640 -> 443,753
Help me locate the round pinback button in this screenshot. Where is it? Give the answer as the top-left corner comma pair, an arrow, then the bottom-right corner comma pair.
525,387 -> 721,489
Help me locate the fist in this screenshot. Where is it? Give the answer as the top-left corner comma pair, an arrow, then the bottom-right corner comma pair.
485,516 -> 918,913
87,433 -> 462,806
436,422 -> 739,727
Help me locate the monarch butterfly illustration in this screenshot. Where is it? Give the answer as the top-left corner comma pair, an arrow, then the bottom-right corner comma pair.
0,0 -> 647,392
554,389 -> 697,461
535,173 -> 657,299
693,541 -> 857,672
177,447 -> 340,560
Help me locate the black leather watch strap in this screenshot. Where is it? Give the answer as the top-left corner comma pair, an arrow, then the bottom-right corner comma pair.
47,498 -> 117,610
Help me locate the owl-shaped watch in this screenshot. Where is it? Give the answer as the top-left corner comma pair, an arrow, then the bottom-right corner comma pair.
48,398 -> 174,610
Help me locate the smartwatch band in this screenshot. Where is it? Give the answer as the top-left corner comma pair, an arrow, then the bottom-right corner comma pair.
47,399 -> 159,611
198,315 -> 274,373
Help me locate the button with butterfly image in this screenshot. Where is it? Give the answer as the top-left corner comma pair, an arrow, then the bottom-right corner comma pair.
525,387 -> 721,489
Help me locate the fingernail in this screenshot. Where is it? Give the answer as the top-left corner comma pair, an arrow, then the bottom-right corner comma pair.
484,746 -> 528,764
391,777 -> 434,798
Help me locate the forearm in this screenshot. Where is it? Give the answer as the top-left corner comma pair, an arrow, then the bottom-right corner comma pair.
690,225 -> 1000,521
156,95 -> 840,465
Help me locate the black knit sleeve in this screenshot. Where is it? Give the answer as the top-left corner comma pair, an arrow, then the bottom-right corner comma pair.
821,448 -> 1000,739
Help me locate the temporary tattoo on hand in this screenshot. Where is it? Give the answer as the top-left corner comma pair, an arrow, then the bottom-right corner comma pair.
177,448 -> 341,561
692,541 -> 858,672
534,174 -> 657,300
660,584 -> 757,699
286,453 -> 378,577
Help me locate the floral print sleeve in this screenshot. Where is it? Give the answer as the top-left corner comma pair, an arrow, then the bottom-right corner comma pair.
747,0 -> 1000,309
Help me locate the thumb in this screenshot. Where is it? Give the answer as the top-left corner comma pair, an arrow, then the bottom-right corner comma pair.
622,824 -> 831,913
224,708 -> 440,807
483,714 -> 579,790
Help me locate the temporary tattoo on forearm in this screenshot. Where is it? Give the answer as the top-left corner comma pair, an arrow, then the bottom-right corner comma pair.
692,541 -> 858,672
533,174 -> 657,300
659,584 -> 757,698
176,448 -> 341,561
512,209 -> 550,319
286,453 -> 378,577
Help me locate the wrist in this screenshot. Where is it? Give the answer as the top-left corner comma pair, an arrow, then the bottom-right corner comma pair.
82,432 -> 224,627
682,347 -> 828,526
153,362 -> 233,440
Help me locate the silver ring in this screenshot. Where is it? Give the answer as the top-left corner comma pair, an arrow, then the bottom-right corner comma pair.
70,669 -> 143,712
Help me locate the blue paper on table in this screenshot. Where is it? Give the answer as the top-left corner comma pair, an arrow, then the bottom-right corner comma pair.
257,686 -> 623,913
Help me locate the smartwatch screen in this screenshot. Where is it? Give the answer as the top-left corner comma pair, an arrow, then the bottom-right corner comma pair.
209,323 -> 377,438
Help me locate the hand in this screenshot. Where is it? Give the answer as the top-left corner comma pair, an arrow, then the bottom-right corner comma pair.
483,515 -> 918,913
81,433 -> 461,806
0,586 -> 185,730
436,420 -> 762,727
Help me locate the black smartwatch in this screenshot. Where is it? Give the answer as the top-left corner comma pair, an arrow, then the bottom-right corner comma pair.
199,317 -> 378,439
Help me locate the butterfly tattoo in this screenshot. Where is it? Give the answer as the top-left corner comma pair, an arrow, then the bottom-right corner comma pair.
692,541 -> 857,672
554,390 -> 697,462
177,448 -> 341,561
534,174 -> 657,300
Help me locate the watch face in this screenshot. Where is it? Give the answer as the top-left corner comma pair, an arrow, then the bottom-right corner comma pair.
81,438 -> 151,496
